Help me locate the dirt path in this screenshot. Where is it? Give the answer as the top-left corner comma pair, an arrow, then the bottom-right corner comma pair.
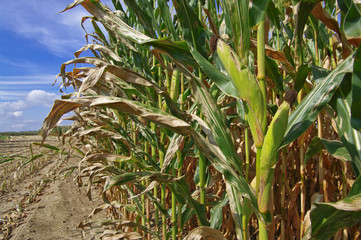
0,136 -> 104,240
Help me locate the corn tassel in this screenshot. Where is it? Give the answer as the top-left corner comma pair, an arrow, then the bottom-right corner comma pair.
258,90 -> 297,213
214,37 -> 265,147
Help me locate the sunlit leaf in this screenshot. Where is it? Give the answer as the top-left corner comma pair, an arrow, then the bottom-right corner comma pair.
351,46 -> 361,131
308,193 -> 361,239
344,1 -> 361,38
283,54 -> 354,147
172,0 -> 207,57
249,0 -> 270,28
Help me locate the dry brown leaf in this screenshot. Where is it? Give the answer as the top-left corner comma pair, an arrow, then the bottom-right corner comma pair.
250,38 -> 296,74
311,3 -> 353,58
74,44 -> 122,61
183,226 -> 227,240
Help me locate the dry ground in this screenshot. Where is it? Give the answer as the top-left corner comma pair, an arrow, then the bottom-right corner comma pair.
0,136 -> 104,240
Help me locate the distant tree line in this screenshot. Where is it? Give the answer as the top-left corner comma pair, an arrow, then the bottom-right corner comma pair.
0,125 -> 71,137
0,131 -> 39,136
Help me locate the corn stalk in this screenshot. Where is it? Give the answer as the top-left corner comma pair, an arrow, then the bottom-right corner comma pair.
39,0 -> 361,239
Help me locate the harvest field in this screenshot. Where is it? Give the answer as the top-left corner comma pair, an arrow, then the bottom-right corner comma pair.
0,136 -> 104,239
3,0 -> 361,239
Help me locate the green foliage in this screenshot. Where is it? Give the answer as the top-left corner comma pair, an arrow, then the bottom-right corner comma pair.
0,131 -> 39,136
0,135 -> 10,141
40,0 -> 361,239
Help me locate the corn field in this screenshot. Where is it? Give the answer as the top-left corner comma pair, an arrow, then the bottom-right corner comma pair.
41,0 -> 361,239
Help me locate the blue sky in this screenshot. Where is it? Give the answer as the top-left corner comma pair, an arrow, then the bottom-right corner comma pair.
0,0 -> 109,132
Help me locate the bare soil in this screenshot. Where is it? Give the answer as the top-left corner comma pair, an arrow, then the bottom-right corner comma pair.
0,136 -> 104,240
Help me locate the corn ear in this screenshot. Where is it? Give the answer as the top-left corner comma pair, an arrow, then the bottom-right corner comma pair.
244,103 -> 264,148
258,90 -> 297,214
215,37 -> 266,147
170,70 -> 180,102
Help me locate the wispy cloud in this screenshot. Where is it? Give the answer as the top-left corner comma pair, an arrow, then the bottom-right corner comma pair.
0,75 -> 58,100
0,0 -> 91,57
0,75 -> 56,85
0,0 -> 92,131
0,100 -> 27,112
0,91 -> 28,101
0,56 -> 41,72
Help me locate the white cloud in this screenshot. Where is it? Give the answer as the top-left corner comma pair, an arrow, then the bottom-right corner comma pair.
0,0 -> 91,57
7,111 -> 23,119
0,90 -> 58,108
0,89 -> 60,132
0,75 -> 58,100
0,101 -> 27,112
25,90 -> 58,108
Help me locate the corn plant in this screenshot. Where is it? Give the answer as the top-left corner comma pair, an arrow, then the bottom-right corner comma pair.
41,0 -> 361,239
0,135 -> 10,142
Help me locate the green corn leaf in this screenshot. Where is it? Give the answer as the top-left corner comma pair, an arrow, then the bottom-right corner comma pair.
72,147 -> 85,157
210,193 -> 229,229
305,137 -> 352,165
168,177 -> 209,226
321,138 -> 352,162
123,0 -> 157,38
0,158 -> 15,164
295,63 -> 311,92
158,0 -> 179,41
337,0 -> 351,14
352,46 -> 361,131
295,1 -> 317,42
188,70 -> 242,173
236,100 -> 247,125
190,129 -> 264,225
330,76 -> 361,176
32,142 -> 60,151
79,0 -> 196,65
307,193 -> 361,239
265,56 -> 284,92
226,185 -> 244,239
249,0 -> 270,28
283,53 -> 354,147
344,1 -> 361,37
305,138 -> 324,165
19,154 -> 44,169
188,64 -> 250,235
190,47 -> 241,99
267,1 -> 281,30
222,0 -> 250,59
349,174 -> 361,197
172,0 -> 207,58
179,205 -> 195,230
